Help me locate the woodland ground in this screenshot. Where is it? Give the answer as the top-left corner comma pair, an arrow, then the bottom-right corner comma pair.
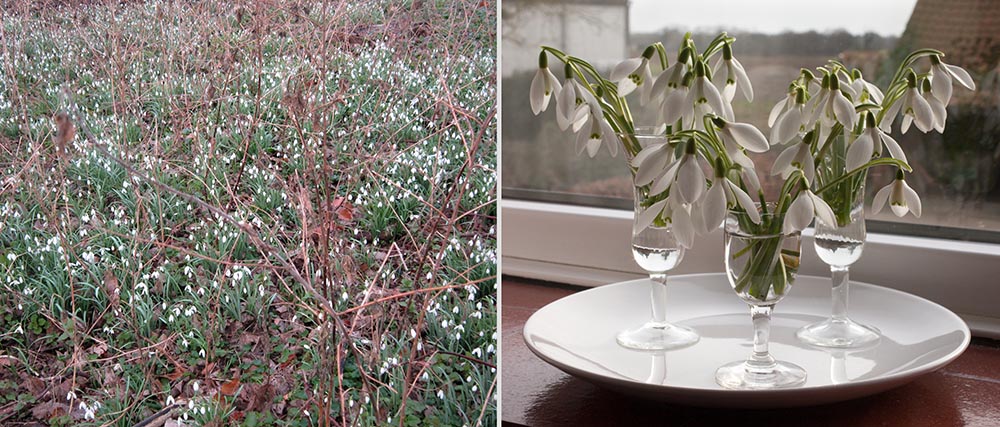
0,1 -> 496,425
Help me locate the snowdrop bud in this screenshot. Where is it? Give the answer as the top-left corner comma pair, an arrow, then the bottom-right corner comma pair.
694,60 -> 707,78
713,158 -> 726,178
865,111 -> 877,128
641,45 -> 656,60
906,70 -> 918,88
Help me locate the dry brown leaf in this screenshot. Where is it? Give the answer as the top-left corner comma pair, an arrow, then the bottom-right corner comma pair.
21,374 -> 45,397
103,269 -> 120,307
219,377 -> 241,396
31,401 -> 69,421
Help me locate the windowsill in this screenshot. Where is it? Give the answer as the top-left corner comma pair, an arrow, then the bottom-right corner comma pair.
501,199 -> 1000,338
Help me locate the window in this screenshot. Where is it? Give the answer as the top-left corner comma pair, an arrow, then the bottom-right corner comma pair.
502,0 -> 1000,241
501,0 -> 1000,337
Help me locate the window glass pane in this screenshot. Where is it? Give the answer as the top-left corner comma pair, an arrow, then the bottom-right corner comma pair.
502,0 -> 1000,238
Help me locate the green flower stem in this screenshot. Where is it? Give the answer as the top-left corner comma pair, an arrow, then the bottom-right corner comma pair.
815,157 -> 911,195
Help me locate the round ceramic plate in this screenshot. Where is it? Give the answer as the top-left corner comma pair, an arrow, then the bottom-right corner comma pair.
522,273 -> 970,408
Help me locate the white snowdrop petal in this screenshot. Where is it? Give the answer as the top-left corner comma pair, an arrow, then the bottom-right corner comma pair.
676,158 -> 705,204
846,132 -> 874,171
783,193 -> 814,234
901,180 -> 922,218
702,182 -> 727,231
635,199 -> 668,233
809,192 -> 837,226
768,96 -> 788,127
872,183 -> 892,214
945,63 -> 976,90
727,122 -> 769,153
878,130 -> 907,164
610,57 -> 643,82
727,181 -> 760,224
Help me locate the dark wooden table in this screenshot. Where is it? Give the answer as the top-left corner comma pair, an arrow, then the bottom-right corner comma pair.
502,276 -> 1000,427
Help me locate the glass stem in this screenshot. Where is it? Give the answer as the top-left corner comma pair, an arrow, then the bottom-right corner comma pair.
746,304 -> 776,374
649,273 -> 668,324
831,265 -> 849,322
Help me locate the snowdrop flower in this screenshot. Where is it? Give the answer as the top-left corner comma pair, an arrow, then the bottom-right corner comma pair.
631,137 -> 676,188
873,171 -> 922,218
554,76 -> 589,132
783,189 -> 836,234
639,141 -> 704,206
881,72 -> 933,134
740,166 -> 762,199
929,54 -> 975,105
635,196 -> 695,248
712,43 -> 753,102
649,48 -> 691,106
713,117 -> 769,153
772,132 -> 816,185
847,70 -> 884,104
684,60 -> 731,125
529,52 -> 562,115
806,73 -> 856,129
921,79 -> 947,133
712,117 -> 768,170
768,85 -> 796,128
660,74 -> 691,126
610,46 -> 656,104
846,113 -> 907,171
701,162 -> 761,231
672,143 -> 706,204
575,92 -> 618,157
770,87 -> 808,145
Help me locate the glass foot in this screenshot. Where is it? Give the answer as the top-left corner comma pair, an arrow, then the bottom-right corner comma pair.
715,360 -> 807,390
796,318 -> 880,348
616,321 -> 699,351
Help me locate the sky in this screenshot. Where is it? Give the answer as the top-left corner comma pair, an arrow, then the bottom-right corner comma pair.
629,0 -> 920,36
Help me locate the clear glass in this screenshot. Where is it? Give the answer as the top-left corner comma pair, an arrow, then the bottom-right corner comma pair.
797,183 -> 880,347
616,130 -> 700,351
716,206 -> 807,389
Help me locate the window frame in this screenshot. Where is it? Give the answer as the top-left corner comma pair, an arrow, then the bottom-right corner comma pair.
501,198 -> 1000,339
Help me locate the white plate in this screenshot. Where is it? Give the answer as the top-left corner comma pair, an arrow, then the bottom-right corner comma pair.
522,273 -> 970,408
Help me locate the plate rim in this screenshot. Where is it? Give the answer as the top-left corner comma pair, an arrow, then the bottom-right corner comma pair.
522,273 -> 971,402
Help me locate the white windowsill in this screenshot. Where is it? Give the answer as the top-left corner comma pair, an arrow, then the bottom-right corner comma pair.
502,199 -> 1000,339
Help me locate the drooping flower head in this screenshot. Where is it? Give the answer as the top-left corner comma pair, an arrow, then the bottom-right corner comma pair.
529,51 -> 562,115
880,70 -> 934,134
806,72 -> 856,130
650,47 -> 692,107
554,64 -> 590,132
873,169 -> 922,218
610,45 -> 657,105
684,59 -> 732,127
929,54 -> 976,105
712,42 -> 753,103
846,112 -> 907,171
770,86 -> 808,145
772,130 -> 817,185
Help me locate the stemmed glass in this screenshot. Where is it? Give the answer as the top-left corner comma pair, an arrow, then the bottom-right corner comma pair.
797,184 -> 880,347
616,129 -> 699,351
716,206 -> 806,389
